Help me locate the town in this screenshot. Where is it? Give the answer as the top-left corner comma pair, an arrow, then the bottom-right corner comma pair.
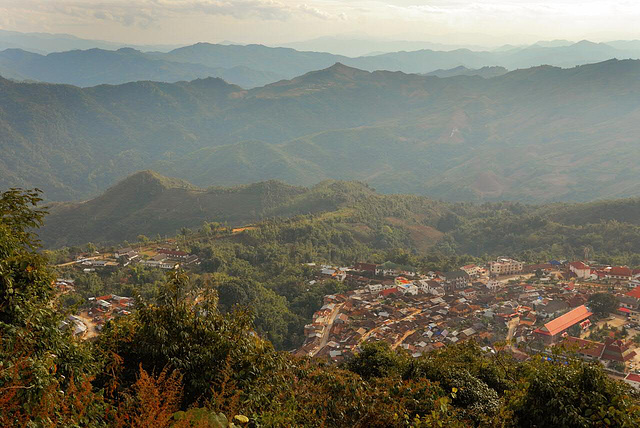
296,258 -> 640,390
53,244 -> 640,390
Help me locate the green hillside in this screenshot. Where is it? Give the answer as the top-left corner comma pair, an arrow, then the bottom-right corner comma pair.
4,60 -> 640,203
39,172 -> 640,269
40,171 -> 310,247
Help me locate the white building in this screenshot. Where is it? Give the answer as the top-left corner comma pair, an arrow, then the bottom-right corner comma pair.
489,258 -> 524,276
486,279 -> 500,290
569,261 -> 591,279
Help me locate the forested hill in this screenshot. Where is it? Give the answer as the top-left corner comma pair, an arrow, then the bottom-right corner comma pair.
39,171 -> 640,266
4,59 -> 640,202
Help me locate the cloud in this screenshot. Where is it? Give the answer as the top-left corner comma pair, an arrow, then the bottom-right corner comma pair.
298,3 -> 331,19
180,0 -> 294,21
0,0 -> 341,28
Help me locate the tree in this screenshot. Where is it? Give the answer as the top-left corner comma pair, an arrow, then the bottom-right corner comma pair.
507,351 -> 640,427
588,293 -> 619,316
567,323 -> 581,337
345,341 -> 407,380
97,270 -> 278,405
0,189 -> 97,423
200,222 -> 212,236
137,234 -> 149,243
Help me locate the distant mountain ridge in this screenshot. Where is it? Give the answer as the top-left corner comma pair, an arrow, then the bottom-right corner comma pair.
4,59 -> 640,204
0,47 -> 282,88
425,66 -> 508,78
0,28 -> 180,53
2,39 -> 640,88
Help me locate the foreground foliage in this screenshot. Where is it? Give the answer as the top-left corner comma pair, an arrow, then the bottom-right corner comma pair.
3,189 -> 640,427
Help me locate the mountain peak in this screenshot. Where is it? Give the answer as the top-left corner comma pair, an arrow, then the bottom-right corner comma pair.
325,62 -> 362,75
109,170 -> 197,193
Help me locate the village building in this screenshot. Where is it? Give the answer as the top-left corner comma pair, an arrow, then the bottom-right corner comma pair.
601,338 -> 637,363
568,261 -> 591,279
536,299 -> 570,318
624,373 -> 640,391
461,264 -> 482,277
441,271 -> 470,292
489,258 -> 524,276
157,248 -> 190,260
605,266 -> 633,281
354,262 -> 377,274
533,305 -> 593,344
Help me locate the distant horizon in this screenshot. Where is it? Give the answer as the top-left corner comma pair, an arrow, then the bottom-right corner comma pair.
1,26 -> 640,57
2,1 -> 640,49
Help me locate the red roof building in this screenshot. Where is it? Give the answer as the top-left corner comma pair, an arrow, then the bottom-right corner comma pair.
354,262 -> 377,273
601,338 -> 636,362
569,261 -> 591,279
534,305 -> 593,344
624,373 -> 640,390
379,287 -> 399,297
563,336 -> 605,360
606,266 -> 633,280
626,286 -> 640,300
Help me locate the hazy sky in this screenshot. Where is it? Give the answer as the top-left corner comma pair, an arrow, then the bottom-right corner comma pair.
1,0 -> 640,46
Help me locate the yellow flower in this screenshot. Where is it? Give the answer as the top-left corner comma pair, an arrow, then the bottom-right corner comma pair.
234,415 -> 249,424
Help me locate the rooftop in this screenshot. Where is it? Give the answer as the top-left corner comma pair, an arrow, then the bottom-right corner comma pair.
535,305 -> 593,336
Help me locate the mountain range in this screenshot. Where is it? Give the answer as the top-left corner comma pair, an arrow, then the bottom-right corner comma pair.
0,28 -> 180,54
3,59 -> 640,203
3,39 -> 640,88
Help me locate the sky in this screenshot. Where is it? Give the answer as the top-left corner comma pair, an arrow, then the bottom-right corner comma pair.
1,0 -> 640,47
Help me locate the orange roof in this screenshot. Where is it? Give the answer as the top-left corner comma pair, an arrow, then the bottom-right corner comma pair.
535,305 -> 593,336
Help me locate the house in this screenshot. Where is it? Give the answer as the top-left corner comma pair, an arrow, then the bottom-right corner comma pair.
563,336 -> 605,361
536,299 -> 570,318
461,288 -> 476,299
524,263 -> 554,274
417,279 -> 444,295
367,284 -> 383,293
461,264 -> 481,277
183,254 -> 200,265
486,279 -> 500,290
624,373 -> 640,391
114,247 -> 134,258
157,248 -> 190,260
441,271 -> 470,292
488,258 -> 524,276
605,266 -> 633,281
534,305 -> 593,344
379,287 -> 399,298
320,268 -> 337,276
601,338 -> 636,362
569,261 -> 591,279
398,284 -> 419,295
354,263 -> 377,274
